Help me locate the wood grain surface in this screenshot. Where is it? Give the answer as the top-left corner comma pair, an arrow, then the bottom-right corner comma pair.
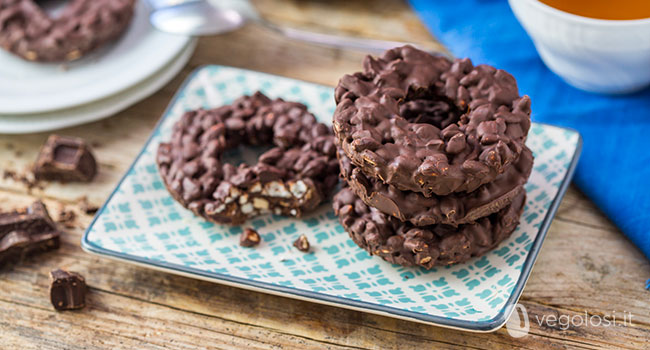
1,1 -> 649,349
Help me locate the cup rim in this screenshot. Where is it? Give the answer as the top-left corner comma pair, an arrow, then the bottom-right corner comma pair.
519,0 -> 650,26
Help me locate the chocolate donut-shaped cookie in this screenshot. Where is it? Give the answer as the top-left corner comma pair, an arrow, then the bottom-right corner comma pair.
338,145 -> 533,226
333,186 -> 525,268
0,0 -> 136,62
157,92 -> 340,225
333,45 -> 531,196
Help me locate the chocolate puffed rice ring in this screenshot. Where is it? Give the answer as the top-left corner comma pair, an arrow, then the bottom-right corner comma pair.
333,186 -> 526,269
333,45 -> 532,196
0,0 -> 136,62
157,92 -> 340,225
338,145 -> 533,227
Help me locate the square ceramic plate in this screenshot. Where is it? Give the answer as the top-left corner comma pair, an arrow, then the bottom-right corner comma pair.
82,65 -> 582,332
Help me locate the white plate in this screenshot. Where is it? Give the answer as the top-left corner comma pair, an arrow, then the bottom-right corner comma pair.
0,0 -> 191,114
0,41 -> 196,134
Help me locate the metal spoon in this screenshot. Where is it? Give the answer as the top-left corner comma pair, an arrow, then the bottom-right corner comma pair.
148,0 -> 449,56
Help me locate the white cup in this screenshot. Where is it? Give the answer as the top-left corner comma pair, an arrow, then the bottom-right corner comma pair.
509,0 -> 650,94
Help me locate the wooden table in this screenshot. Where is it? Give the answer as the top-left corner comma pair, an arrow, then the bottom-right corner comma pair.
1,1 -> 649,349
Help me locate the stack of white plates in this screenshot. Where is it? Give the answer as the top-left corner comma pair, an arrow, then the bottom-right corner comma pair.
0,1 -> 196,134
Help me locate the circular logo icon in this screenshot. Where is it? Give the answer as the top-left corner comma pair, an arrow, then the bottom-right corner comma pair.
505,303 -> 530,338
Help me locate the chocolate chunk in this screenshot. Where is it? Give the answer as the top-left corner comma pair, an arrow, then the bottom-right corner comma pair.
240,228 -> 261,247
49,269 -> 86,310
0,0 -> 136,62
0,201 -> 60,267
33,135 -> 97,182
292,234 -> 310,252
156,92 -> 340,225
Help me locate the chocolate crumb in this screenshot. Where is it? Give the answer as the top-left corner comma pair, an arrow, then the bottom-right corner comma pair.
2,170 -> 40,191
57,209 -> 76,229
240,228 -> 261,247
293,234 -> 310,252
78,196 -> 99,215
2,170 -> 16,180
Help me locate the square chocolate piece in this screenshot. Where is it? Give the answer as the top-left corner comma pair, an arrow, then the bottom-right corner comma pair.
33,135 -> 97,182
0,201 -> 60,267
49,269 -> 86,310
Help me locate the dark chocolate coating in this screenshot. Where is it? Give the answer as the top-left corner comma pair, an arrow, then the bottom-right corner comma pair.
338,145 -> 533,226
333,187 -> 525,268
33,134 -> 97,182
157,92 -> 340,225
0,201 -> 60,267
49,269 -> 86,310
333,45 -> 531,197
0,0 -> 136,62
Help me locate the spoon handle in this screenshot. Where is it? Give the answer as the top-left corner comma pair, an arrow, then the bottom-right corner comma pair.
147,0 -> 202,10
260,20 -> 451,58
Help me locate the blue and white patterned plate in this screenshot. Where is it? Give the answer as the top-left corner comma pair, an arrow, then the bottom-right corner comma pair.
82,65 -> 582,332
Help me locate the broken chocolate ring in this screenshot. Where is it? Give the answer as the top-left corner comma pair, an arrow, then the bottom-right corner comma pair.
333,45 -> 532,197
157,92 -> 340,225
0,0 -> 136,62
338,145 -> 533,226
333,186 -> 525,268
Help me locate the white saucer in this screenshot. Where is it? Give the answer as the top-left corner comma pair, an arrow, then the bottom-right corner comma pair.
0,0 -> 191,114
0,40 -> 196,134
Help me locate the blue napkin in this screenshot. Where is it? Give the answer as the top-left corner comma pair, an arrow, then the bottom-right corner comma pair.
409,0 -> 650,261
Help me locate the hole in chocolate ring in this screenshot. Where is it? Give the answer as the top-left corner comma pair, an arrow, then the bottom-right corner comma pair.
398,85 -> 465,130
36,0 -> 70,19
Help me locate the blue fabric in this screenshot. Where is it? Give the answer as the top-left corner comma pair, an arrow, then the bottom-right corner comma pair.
409,0 -> 650,260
